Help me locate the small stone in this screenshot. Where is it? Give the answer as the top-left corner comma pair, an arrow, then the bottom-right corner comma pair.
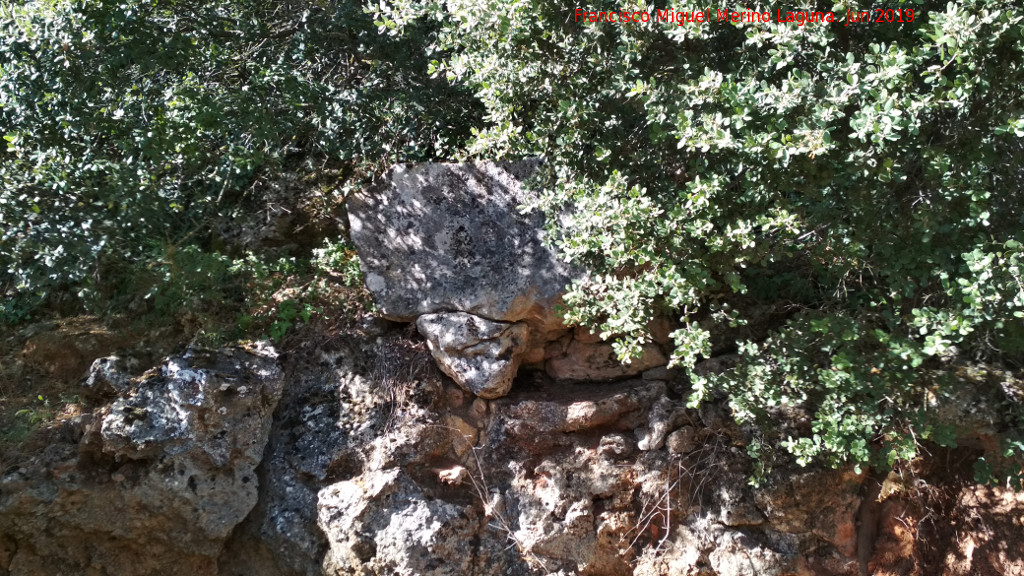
666,426 -> 698,454
470,398 -> 488,419
637,397 -> 676,451
598,433 -> 636,459
417,312 -> 528,399
693,354 -> 740,376
80,356 -> 134,400
647,316 -> 673,344
446,387 -> 465,408
442,415 -> 478,456
521,344 -> 546,365
438,466 -> 468,485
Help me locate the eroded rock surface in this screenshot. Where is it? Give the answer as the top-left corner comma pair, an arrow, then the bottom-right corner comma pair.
0,345 -> 283,576
348,160 -> 572,335
318,469 -> 482,576
80,355 -> 135,401
217,333 -> 872,576
4,323 -> 1022,576
417,312 -> 528,399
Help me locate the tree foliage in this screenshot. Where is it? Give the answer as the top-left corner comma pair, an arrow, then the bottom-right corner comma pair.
0,0 -> 480,319
379,0 -> 1024,480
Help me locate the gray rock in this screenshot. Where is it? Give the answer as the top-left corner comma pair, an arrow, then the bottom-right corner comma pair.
715,483 -> 766,527
416,312 -> 528,399
348,160 -> 574,338
317,469 -> 480,576
0,345 -> 283,576
505,451 -> 635,575
598,433 -> 636,460
217,336 -> 411,576
80,355 -> 135,400
636,397 -> 686,451
708,530 -> 791,576
666,426 -> 698,454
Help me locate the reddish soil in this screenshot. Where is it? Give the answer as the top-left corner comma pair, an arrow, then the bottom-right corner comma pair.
871,447 -> 1024,576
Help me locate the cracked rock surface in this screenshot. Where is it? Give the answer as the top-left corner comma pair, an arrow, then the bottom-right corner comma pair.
416,311 -> 528,399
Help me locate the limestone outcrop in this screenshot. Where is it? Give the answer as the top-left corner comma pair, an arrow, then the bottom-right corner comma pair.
3,321 -> 1021,576
295,354 -> 868,576
0,345 -> 283,576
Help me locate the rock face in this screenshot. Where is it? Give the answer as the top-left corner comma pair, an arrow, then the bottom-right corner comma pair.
4,322 -> 1021,576
0,345 -> 283,576
348,160 -> 572,335
416,312 -> 528,399
318,469 -> 483,576
207,329 -> 878,576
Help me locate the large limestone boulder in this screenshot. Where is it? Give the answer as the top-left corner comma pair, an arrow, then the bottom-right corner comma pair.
347,160 -> 573,337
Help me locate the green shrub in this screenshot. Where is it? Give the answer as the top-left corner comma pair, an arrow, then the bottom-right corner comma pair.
313,239 -> 363,287
0,0 -> 480,322
389,0 -> 1024,480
